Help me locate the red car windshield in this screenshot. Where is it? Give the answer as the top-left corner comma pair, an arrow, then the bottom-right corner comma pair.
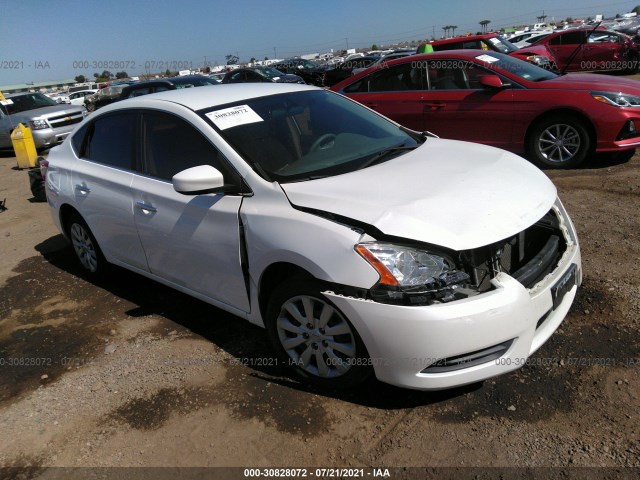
482,52 -> 559,82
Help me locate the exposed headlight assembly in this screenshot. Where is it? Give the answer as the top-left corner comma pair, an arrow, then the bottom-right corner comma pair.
355,242 -> 469,305
592,91 -> 640,107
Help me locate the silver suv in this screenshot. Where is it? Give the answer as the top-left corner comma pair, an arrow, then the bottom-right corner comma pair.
0,92 -> 86,151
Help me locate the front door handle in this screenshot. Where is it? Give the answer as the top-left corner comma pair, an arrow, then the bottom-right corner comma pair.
136,201 -> 157,213
424,102 -> 446,111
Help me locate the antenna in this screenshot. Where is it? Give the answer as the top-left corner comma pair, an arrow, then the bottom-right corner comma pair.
560,21 -> 602,75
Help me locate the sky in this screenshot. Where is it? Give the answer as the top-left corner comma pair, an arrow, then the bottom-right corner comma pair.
1,0 -> 639,85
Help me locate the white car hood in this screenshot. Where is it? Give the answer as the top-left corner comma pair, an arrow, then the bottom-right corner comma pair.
281,139 -> 557,251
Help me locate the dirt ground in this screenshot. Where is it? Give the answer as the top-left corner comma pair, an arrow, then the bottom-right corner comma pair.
0,147 -> 638,479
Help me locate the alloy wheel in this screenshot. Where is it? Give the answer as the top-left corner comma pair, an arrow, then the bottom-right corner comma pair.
276,295 -> 357,379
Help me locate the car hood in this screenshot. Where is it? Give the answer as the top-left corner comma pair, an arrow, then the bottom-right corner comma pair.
10,104 -> 85,120
274,74 -> 304,83
511,44 -> 553,58
280,139 -> 556,251
542,73 -> 640,92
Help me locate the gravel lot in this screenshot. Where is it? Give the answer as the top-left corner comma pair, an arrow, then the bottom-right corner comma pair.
0,147 -> 638,479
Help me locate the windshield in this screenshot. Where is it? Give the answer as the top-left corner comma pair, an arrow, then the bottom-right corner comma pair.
200,90 -> 419,182
479,52 -> 558,82
483,36 -> 519,53
3,93 -> 57,114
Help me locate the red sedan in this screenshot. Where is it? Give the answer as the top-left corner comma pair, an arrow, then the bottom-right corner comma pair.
332,50 -> 640,167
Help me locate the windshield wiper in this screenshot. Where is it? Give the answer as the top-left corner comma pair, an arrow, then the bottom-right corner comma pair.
357,144 -> 419,171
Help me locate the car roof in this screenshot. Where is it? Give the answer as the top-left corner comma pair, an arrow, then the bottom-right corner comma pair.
429,34 -> 499,46
100,83 -> 318,112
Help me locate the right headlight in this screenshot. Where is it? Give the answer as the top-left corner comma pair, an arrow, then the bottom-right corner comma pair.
355,242 -> 470,305
592,91 -> 640,107
29,119 -> 49,130
355,242 -> 452,287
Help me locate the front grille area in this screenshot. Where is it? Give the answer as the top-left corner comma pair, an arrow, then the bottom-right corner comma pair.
421,339 -> 514,374
460,209 -> 566,291
48,112 -> 84,128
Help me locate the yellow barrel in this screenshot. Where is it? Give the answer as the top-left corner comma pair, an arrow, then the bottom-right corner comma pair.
11,123 -> 38,169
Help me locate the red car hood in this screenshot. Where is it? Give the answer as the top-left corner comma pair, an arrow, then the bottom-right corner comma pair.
537,73 -> 640,93
511,44 -> 553,58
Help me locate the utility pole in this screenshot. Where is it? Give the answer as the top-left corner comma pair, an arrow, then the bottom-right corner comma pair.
345,38 -> 349,50
274,47 -> 277,60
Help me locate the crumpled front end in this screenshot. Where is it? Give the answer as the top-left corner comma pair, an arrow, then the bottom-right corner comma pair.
325,198 -> 581,390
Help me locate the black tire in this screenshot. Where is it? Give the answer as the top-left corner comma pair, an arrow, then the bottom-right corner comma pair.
66,213 -> 108,276
28,168 -> 46,202
265,278 -> 372,389
85,102 -> 96,112
624,51 -> 640,75
527,115 -> 591,168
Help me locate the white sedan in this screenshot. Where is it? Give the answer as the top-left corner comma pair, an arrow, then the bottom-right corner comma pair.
43,84 -> 581,390
67,89 -> 98,106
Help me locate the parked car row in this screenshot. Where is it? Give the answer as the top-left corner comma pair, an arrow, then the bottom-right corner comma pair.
84,75 -> 219,112
332,50 -> 640,168
0,92 -> 87,151
417,27 -> 640,74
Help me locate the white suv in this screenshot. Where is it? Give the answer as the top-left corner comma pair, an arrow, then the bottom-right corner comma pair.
44,84 -> 581,390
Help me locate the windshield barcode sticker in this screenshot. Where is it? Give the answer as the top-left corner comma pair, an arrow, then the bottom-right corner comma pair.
476,54 -> 499,63
206,105 -> 263,130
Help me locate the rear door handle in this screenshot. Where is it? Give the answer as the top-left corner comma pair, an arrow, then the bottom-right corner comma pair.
136,201 -> 157,213
75,183 -> 91,195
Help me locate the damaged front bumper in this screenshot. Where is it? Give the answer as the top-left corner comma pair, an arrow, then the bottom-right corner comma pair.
324,199 -> 582,390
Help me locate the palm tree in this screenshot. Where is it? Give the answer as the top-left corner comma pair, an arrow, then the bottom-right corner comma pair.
480,20 -> 491,33
442,25 -> 449,38
450,25 -> 458,37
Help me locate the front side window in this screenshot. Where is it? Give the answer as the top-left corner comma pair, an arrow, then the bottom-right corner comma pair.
142,111 -> 238,183
82,112 -> 137,169
550,31 -> 585,46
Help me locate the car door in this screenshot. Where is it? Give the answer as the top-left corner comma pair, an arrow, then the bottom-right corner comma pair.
70,112 -> 149,271
547,31 -> 586,71
131,110 -> 250,312
583,32 -> 622,67
422,60 -> 515,148
342,62 -> 426,131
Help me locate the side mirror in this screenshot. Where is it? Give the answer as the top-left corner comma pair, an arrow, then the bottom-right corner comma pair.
479,75 -> 509,89
173,165 -> 224,195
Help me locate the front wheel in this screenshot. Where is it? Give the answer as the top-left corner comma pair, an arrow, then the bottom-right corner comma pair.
67,213 -> 107,276
527,116 -> 591,168
265,279 -> 372,389
85,102 -> 96,112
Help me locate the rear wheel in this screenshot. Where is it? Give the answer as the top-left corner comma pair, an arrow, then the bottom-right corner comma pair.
528,115 -> 591,168
624,51 -> 640,74
67,213 -> 107,276
266,279 -> 372,389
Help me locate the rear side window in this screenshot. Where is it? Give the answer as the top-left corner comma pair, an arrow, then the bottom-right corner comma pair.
142,111 -> 238,183
70,123 -> 89,156
345,63 -> 422,93
82,112 -> 137,169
